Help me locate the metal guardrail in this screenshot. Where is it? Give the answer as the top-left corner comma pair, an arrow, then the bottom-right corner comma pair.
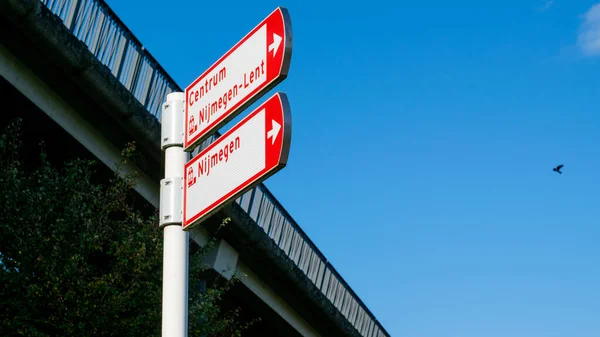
235,185 -> 389,337
42,0 -> 179,119
39,1 -> 390,336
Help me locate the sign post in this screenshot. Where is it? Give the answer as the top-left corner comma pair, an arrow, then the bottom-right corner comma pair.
159,93 -> 189,337
183,92 -> 291,230
159,7 -> 293,336
184,7 -> 292,151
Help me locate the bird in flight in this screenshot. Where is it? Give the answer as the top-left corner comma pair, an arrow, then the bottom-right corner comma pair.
553,164 -> 564,174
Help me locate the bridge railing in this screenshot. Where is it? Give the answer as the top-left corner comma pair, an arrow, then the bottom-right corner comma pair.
42,0 -> 179,118
40,1 -> 389,336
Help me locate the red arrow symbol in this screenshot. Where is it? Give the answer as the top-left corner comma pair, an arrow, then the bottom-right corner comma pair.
267,119 -> 281,145
268,33 -> 282,57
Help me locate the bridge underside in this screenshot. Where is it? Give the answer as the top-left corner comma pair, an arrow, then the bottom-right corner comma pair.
0,1 -> 389,336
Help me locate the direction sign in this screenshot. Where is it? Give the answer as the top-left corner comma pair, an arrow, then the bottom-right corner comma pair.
184,7 -> 292,151
183,92 -> 291,230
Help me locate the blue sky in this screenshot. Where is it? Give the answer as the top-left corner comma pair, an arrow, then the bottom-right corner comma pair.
105,0 -> 599,336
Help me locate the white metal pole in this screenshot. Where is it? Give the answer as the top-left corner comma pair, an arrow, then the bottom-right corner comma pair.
160,92 -> 189,337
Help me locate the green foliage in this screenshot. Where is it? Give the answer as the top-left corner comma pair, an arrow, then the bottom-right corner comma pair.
0,118 -> 254,336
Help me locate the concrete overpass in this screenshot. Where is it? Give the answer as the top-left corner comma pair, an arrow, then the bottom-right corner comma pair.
0,0 -> 390,336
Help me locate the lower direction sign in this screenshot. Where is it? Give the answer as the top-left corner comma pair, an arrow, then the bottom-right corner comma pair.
183,92 -> 292,230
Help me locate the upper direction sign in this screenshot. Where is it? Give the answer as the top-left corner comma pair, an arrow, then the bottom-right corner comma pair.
183,92 -> 292,230
184,7 -> 292,152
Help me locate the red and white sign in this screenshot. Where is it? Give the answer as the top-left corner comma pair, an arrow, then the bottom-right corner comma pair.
183,93 -> 291,230
184,7 -> 292,151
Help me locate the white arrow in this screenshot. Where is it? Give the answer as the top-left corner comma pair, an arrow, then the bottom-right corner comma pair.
267,119 -> 281,145
268,33 -> 282,57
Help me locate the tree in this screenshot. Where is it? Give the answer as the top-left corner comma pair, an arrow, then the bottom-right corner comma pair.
0,118 -> 256,336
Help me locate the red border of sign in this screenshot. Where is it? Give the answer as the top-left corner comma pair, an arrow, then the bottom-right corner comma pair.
184,7 -> 293,152
183,92 -> 292,230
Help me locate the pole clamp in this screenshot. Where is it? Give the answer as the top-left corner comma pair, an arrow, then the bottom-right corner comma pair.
161,99 -> 184,149
159,177 -> 183,227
